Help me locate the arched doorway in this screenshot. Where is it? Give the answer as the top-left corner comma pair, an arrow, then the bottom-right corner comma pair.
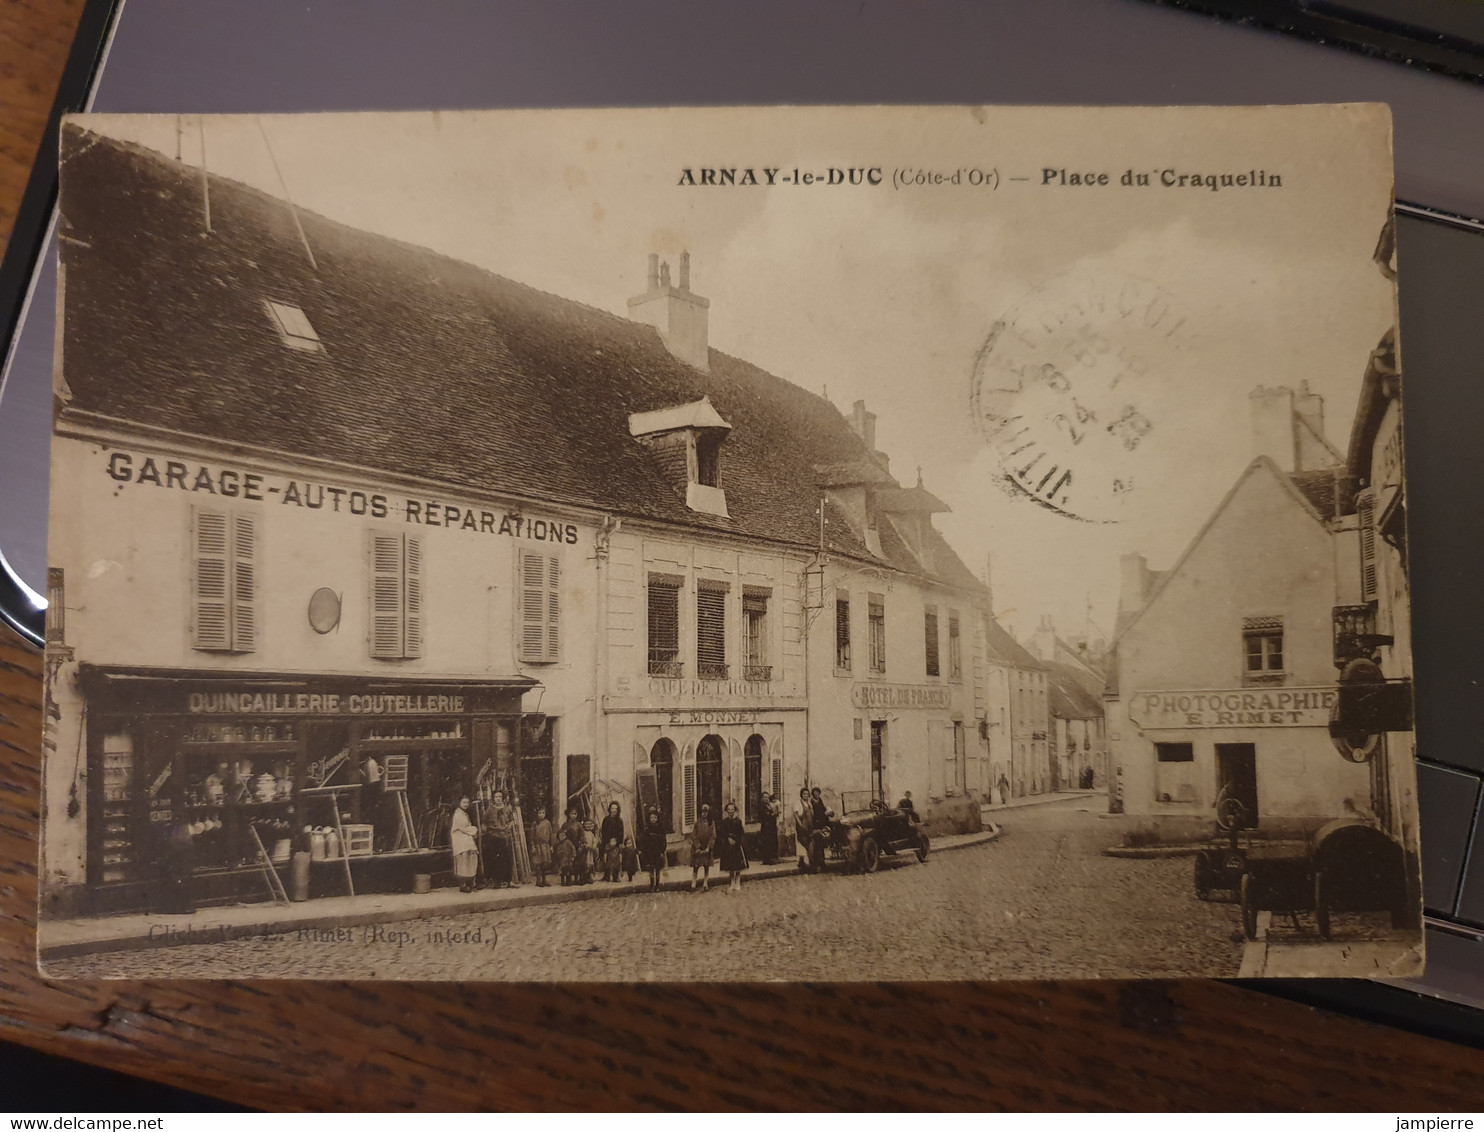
649,737 -> 676,833
695,734 -> 724,823
744,734 -> 765,822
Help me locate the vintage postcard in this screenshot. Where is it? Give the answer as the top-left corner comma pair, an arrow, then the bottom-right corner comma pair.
38,106 -> 1421,980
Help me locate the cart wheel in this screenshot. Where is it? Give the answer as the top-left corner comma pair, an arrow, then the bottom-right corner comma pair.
1194,856 -> 1212,901
860,837 -> 881,873
1240,873 -> 1258,940
1314,871 -> 1331,940
915,834 -> 930,863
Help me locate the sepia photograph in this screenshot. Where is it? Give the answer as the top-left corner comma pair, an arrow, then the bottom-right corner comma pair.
36,104 -> 1421,981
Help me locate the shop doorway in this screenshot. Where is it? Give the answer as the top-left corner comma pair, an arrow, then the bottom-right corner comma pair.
744,734 -> 764,822
650,738 -> 676,833
870,721 -> 886,803
518,717 -> 555,825
566,753 -> 591,821
1215,743 -> 1258,828
696,734 -> 724,820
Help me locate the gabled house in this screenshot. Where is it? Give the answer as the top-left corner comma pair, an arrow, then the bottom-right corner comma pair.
1105,383 -> 1369,841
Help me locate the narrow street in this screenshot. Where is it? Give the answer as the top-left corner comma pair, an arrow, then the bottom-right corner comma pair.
49,798 -> 1246,980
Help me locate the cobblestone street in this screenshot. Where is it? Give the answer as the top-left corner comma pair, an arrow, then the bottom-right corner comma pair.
50,798 -> 1245,980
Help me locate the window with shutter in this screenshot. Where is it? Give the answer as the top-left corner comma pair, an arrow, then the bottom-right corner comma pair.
948,610 -> 961,681
231,512 -> 257,652
193,507 -> 257,653
682,760 -> 697,830
924,605 -> 940,677
835,590 -> 852,671
697,582 -> 728,680
193,510 -> 231,651
743,587 -> 770,680
369,532 -> 423,659
771,755 -> 782,802
517,548 -> 561,664
1358,494 -> 1378,602
647,574 -> 682,676
868,593 -> 886,673
404,535 -> 423,658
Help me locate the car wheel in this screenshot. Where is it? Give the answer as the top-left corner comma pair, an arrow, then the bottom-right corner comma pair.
1240,873 -> 1258,941
860,837 -> 881,873
915,834 -> 929,863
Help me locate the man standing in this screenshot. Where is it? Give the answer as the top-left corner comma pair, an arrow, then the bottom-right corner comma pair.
794,787 -> 813,872
480,790 -> 515,888
809,787 -> 830,872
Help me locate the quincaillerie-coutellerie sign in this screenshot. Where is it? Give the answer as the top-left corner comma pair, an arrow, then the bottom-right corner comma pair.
1129,687 -> 1337,730
850,683 -> 952,710
188,691 -> 467,715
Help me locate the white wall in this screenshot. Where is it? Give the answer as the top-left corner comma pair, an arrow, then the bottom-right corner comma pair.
1113,461 -> 1370,825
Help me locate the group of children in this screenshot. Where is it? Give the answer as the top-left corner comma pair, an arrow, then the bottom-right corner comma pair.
523,799 -> 751,892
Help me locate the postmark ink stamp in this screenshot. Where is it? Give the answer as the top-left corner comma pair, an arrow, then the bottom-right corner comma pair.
970,275 -> 1191,522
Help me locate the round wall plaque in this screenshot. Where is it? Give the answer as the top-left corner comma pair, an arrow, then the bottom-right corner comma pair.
308,587 -> 342,634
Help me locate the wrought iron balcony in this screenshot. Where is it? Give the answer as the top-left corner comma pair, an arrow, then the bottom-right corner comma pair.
1333,604 -> 1393,669
648,659 -> 684,678
697,662 -> 729,681
743,664 -> 772,682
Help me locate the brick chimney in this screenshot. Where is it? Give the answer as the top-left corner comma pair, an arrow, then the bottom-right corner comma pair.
1119,553 -> 1154,617
1249,385 -> 1298,472
628,250 -> 710,371
849,399 -> 890,472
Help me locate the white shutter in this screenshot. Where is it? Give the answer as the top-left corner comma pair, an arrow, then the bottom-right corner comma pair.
518,549 -> 546,662
370,533 -> 405,658
682,760 -> 696,831
230,512 -> 257,652
545,554 -> 561,662
1359,494 -> 1378,602
403,534 -> 423,658
193,509 -> 231,650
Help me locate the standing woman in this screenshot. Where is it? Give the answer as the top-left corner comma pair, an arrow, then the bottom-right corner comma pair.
449,797 -> 479,893
718,800 -> 749,893
600,801 -> 626,883
689,803 -> 716,892
759,793 -> 780,865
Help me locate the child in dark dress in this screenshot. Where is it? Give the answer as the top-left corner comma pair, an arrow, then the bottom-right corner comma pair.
638,807 -> 669,891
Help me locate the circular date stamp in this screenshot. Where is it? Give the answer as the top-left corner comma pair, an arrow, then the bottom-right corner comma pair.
970,276 -> 1191,523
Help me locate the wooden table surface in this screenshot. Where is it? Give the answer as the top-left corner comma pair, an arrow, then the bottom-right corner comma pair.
2,1 -> 1483,1111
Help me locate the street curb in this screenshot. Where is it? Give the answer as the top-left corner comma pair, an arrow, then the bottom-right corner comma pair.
39,825 -> 1003,962
982,790 -> 1103,816
1101,845 -> 1203,858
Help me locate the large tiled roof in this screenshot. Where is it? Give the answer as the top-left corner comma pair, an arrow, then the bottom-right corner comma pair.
982,614 -> 1045,671
1290,467 -> 1351,520
1047,661 -> 1104,720
58,127 -> 983,594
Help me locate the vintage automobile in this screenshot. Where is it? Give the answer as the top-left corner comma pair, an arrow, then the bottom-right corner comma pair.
822,797 -> 931,873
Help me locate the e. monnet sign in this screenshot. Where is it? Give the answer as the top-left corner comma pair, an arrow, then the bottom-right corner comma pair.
1129,687 -> 1337,729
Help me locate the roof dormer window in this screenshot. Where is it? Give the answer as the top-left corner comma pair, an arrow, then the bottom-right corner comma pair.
264,299 -> 324,353
629,396 -> 731,517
